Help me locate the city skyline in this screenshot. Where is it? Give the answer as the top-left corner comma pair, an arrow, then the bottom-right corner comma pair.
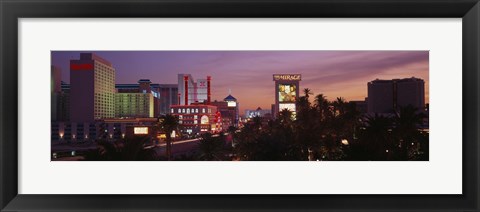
51,51 -> 429,114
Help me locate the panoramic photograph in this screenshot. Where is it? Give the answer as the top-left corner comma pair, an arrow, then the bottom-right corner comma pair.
51,51 -> 429,161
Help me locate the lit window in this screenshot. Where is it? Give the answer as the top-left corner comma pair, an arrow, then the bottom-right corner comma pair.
178,108 -> 181,113
182,109 -> 186,113
202,108 -> 205,113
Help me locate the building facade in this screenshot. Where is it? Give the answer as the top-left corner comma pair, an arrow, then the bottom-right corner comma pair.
115,93 -> 154,118
350,100 -> 368,114
154,84 -> 178,115
56,82 -> 71,121
51,118 -> 158,143
170,104 -> 219,135
51,65 -> 62,121
115,79 -> 159,118
177,74 -> 211,105
245,107 -> 272,119
70,53 -> 115,122
211,94 -> 239,129
367,77 -> 425,114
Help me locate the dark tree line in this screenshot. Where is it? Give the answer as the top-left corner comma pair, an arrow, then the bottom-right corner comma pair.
232,88 -> 429,161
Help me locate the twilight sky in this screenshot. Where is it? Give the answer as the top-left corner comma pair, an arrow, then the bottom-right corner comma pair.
51,51 -> 429,114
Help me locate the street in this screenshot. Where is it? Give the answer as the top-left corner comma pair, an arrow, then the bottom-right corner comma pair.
152,138 -> 202,157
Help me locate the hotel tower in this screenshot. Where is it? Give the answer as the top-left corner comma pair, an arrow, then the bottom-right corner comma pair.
70,53 -> 116,122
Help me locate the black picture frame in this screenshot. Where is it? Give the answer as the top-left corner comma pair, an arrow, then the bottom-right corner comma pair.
1,0 -> 479,211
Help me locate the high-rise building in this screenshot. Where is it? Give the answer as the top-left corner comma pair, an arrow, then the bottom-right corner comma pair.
177,74 -> 211,105
70,53 -> 115,122
51,65 -> 62,121
51,65 -> 62,93
58,82 -> 71,121
115,93 -> 154,118
153,84 -> 178,115
115,79 -> 159,118
273,74 -> 301,118
211,94 -> 239,128
367,77 -> 425,114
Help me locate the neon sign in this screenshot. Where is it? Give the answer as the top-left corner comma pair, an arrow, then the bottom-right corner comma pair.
70,63 -> 94,70
273,74 -> 301,81
134,127 -> 149,135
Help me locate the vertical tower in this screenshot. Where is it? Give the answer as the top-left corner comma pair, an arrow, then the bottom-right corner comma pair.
273,74 -> 301,118
207,76 -> 212,104
184,75 -> 189,105
51,65 -> 62,121
70,53 -> 115,122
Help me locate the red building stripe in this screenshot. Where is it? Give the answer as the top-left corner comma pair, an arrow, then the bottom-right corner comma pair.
70,63 -> 93,70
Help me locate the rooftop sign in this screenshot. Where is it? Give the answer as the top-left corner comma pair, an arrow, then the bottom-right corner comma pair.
70,63 -> 93,70
273,74 -> 301,81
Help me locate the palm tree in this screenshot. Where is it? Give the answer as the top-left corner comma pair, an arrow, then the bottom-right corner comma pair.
196,133 -> 227,160
314,94 -> 330,121
392,105 -> 426,160
83,137 -> 158,161
252,116 -> 262,130
278,108 -> 293,127
332,97 -> 346,116
158,114 -> 179,160
303,88 -> 313,99
360,114 -> 393,160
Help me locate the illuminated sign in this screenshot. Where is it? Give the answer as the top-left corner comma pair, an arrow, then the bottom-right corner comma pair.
134,127 -> 149,135
70,63 -> 93,70
198,79 -> 207,87
278,84 -> 297,102
273,74 -> 301,81
227,101 -> 237,107
279,103 -> 296,112
201,115 -> 209,124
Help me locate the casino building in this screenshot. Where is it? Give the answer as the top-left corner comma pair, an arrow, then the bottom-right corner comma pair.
211,94 -> 239,128
367,77 -> 425,114
170,104 -> 219,135
273,74 -> 301,118
171,74 -> 220,134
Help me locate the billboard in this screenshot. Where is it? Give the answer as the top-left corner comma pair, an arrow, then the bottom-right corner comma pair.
134,127 -> 149,135
278,84 -> 297,102
279,103 -> 296,112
